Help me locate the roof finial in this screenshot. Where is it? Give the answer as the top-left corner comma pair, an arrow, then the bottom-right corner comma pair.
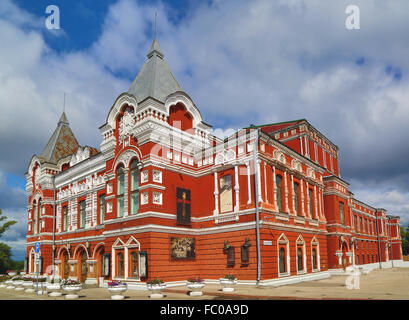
63,92 -> 66,113
154,11 -> 157,40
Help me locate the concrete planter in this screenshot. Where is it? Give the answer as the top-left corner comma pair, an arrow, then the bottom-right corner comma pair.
219,278 -> 237,292
47,283 -> 62,297
108,284 -> 128,300
62,284 -> 83,299
186,282 -> 205,296
147,283 -> 166,298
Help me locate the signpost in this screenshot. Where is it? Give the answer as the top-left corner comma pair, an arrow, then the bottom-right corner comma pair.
35,242 -> 40,295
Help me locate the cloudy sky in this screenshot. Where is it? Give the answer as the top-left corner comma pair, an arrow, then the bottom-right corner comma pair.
1,0 -> 409,261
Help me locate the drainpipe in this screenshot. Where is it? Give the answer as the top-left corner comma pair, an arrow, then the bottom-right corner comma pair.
388,217 -> 394,267
52,176 -> 56,271
253,128 -> 261,285
375,211 -> 382,269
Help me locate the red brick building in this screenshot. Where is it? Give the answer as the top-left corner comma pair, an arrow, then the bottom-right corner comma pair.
25,39 -> 404,288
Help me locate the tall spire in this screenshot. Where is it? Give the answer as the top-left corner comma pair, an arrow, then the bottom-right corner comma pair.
127,37 -> 182,103
154,11 -> 157,40
39,112 -> 79,164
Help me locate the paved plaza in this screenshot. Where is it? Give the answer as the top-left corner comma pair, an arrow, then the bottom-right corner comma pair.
1,268 -> 409,300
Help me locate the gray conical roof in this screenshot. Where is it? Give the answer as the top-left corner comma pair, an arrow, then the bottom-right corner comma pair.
39,112 -> 80,164
127,39 -> 182,102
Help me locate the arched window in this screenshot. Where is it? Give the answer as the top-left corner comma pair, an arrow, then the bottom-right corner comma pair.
130,251 -> 138,278
279,247 -> 286,273
117,252 -> 124,277
33,201 -> 37,235
276,175 -> 282,212
117,166 -> 125,218
297,247 -> 303,271
38,199 -> 42,234
293,182 -> 300,215
312,248 -> 317,270
130,159 -> 139,215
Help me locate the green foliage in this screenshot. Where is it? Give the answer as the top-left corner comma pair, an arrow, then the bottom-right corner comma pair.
0,208 -> 17,239
0,208 -> 21,274
401,226 -> 409,256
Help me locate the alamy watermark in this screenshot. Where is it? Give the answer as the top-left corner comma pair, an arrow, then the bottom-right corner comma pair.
45,5 -> 60,30
345,5 -> 360,30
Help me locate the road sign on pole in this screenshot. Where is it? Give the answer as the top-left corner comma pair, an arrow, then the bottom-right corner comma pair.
34,242 -> 40,295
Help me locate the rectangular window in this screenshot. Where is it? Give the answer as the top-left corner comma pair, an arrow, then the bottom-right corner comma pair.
276,175 -> 282,212
130,165 -> 139,215
354,215 -> 357,230
63,206 -> 68,231
176,187 -> 191,225
38,206 -> 42,233
79,200 -> 86,229
294,182 -> 300,215
219,175 -> 233,213
279,247 -> 286,273
309,189 -> 314,218
339,201 -> 344,225
99,194 -> 105,224
117,167 -> 125,218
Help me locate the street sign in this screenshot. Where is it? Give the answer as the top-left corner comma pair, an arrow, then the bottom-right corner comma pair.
34,252 -> 40,265
35,242 -> 40,253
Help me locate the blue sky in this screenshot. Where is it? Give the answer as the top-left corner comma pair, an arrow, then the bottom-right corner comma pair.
1,0 -> 409,261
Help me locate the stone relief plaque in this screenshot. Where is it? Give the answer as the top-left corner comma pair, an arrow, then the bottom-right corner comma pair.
170,237 -> 195,259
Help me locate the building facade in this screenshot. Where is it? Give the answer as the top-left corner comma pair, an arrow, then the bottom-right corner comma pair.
25,39 -> 403,287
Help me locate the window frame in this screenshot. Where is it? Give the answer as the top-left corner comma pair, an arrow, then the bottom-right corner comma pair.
99,194 -> 106,224
129,159 -> 139,215
116,166 -> 125,218
293,182 -> 300,215
79,200 -> 86,229
63,205 -> 68,232
219,174 -> 234,213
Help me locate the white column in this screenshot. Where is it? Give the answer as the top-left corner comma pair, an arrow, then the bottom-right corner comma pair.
284,171 -> 289,213
246,162 -> 251,204
124,247 -> 128,279
234,165 -> 240,212
304,136 -> 309,157
291,174 -> 295,214
257,160 -> 262,203
272,166 -> 277,210
264,162 -> 268,203
123,168 -> 129,217
314,185 -> 318,219
300,179 -> 305,216
320,187 -> 325,220
213,171 -> 219,215
305,181 -> 310,218
111,249 -> 115,279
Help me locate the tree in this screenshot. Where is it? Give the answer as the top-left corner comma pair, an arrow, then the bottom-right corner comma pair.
0,208 -> 18,274
400,226 -> 409,256
0,208 -> 17,238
